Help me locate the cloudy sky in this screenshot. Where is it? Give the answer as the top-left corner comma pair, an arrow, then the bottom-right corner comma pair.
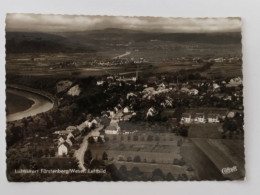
6,14 -> 241,33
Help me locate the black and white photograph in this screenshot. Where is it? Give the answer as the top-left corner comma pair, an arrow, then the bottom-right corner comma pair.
5,14 -> 245,182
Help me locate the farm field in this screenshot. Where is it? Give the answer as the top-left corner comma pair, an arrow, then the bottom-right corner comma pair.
180,140 -> 225,180
188,123 -> 223,139
90,132 -> 233,180
90,131 -> 244,180
191,138 -> 245,180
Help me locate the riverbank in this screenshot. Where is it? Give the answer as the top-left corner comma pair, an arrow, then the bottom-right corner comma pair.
6,88 -> 54,122
6,90 -> 34,115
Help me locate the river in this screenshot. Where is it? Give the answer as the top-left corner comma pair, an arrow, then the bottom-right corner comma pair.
6,88 -> 54,122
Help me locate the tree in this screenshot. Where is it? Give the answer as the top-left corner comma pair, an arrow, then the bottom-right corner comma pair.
147,135 -> 153,141
102,152 -> 108,160
176,125 -> 189,137
152,168 -> 165,180
133,135 -> 138,141
173,158 -> 185,166
38,149 -> 43,158
130,167 -> 141,176
127,156 -> 132,162
97,136 -> 103,143
133,155 -> 141,162
106,164 -> 119,181
119,165 -> 128,180
44,148 -> 50,157
166,172 -> 174,181
88,136 -> 95,144
84,150 -> 92,164
50,149 -> 55,157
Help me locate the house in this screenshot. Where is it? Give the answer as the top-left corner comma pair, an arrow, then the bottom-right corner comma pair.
69,136 -> 77,145
66,137 -> 73,146
190,89 -> 199,95
66,126 -> 77,132
67,132 -> 74,139
97,81 -> 104,86
194,113 -> 206,123
58,142 -> 70,156
181,113 -> 192,123
105,122 -> 120,134
91,119 -> 98,127
92,131 -> 100,142
108,111 -> 115,118
123,107 -> 129,114
71,129 -> 81,137
85,121 -> 92,128
208,114 -> 220,123
54,130 -> 70,136
77,122 -> 87,132
58,136 -> 66,145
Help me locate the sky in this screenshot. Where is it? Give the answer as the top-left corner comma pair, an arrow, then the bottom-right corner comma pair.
6,14 -> 241,33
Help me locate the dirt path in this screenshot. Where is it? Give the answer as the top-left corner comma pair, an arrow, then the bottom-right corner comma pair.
74,125 -> 104,170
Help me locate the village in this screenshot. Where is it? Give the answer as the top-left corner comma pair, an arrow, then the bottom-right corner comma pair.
39,66 -> 244,180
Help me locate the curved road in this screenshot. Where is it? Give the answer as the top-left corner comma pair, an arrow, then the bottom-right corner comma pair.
74,125 -> 104,171
6,88 -> 54,122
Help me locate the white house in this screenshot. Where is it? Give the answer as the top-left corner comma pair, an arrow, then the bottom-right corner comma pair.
108,111 -> 115,118
105,122 -> 120,134
91,131 -> 100,142
123,107 -> 129,114
194,113 -> 206,123
85,121 -> 92,128
190,89 -> 199,95
66,126 -> 77,132
97,81 -> 104,86
208,114 -> 220,123
58,143 -> 69,156
181,113 -> 192,123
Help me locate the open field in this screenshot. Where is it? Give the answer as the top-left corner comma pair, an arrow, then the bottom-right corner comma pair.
180,140 -> 225,180
188,124 -> 223,139
6,50 -> 242,78
89,132 -> 238,180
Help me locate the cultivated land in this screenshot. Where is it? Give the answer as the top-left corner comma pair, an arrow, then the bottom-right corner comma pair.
99,133 -> 195,179
191,138 -> 244,180
89,132 -> 231,180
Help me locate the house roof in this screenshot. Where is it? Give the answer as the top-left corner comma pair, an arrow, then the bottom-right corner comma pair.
183,107 -> 228,118
59,135 -> 67,140
59,142 -> 70,148
69,136 -> 77,144
77,123 -> 87,131
208,113 -> 219,118
182,113 -> 191,118
72,129 -> 81,137
66,126 -> 77,131
106,123 -> 118,131
195,113 -> 205,118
